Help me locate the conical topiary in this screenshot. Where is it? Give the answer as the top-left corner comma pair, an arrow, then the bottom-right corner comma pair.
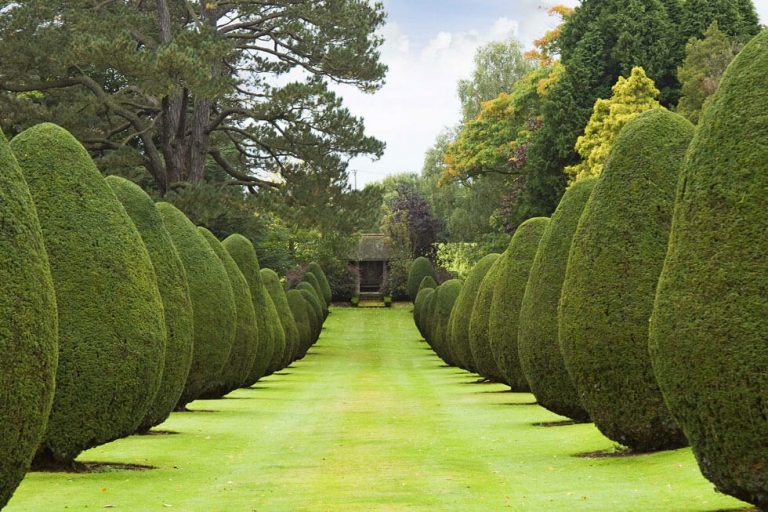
649,30 -> 768,507
448,254 -> 500,373
286,290 -> 313,358
13,123 -> 165,465
418,275 -> 439,295
469,258 -> 506,383
517,178 -> 596,423
297,283 -> 323,340
431,280 -> 463,367
414,287 -> 435,341
421,289 -> 438,348
222,234 -> 278,384
106,176 -> 194,431
307,262 -> 332,306
198,227 -> 259,397
156,202 -> 236,408
488,218 -> 550,391
261,268 -> 299,367
0,128 -> 57,505
301,271 -> 328,317
559,108 -> 692,452
408,257 -> 438,301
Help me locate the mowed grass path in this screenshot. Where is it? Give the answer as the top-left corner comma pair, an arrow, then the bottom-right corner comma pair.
7,307 -> 749,511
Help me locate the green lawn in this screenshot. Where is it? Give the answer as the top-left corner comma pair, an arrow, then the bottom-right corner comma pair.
6,307 -> 750,511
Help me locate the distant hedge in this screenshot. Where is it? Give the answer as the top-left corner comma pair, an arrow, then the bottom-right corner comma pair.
261,268 -> 299,367
650,30 -> 768,507
408,257 -> 438,301
469,257 -> 505,382
297,283 -> 323,341
418,275 -> 438,295
559,109 -> 692,452
223,234 -> 279,385
106,176 -> 194,431
488,218 -> 549,391
14,123 -> 166,464
517,178 -> 596,423
307,262 -> 332,306
286,290 -> 313,358
198,227 -> 258,398
448,254 -> 500,373
157,202 -> 236,408
0,128 -> 58,505
301,272 -> 328,317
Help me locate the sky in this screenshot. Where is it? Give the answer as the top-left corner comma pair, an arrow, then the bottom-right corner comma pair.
339,0 -> 768,187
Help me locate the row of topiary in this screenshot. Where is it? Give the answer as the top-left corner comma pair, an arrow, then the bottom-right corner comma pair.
412,29 -> 768,510
0,123 -> 331,507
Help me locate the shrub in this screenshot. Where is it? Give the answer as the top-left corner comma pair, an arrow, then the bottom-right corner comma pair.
447,253 -> 500,372
297,282 -> 324,336
488,218 -> 550,391
468,257 -> 506,382
13,123 -> 165,464
431,280 -> 463,366
261,268 -> 300,367
351,295 -> 360,307
414,287 -> 435,340
198,228 -> 259,397
106,176 -> 194,431
559,108 -> 692,451
649,30 -> 768,507
0,129 -> 57,505
301,271 -> 328,316
517,178 -> 596,423
286,290 -> 313,358
407,257 -> 438,301
418,275 -> 439,295
156,202 -> 236,407
420,289 -> 438,346
384,296 -> 392,307
222,234 -> 281,384
307,262 -> 333,306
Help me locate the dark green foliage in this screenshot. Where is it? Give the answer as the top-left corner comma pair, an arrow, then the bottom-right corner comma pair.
517,179 -> 597,423
414,287 -> 435,341
222,234 -> 280,384
649,30 -> 768,507
301,271 -> 328,316
261,268 -> 300,367
447,253 -> 500,372
681,0 -> 760,40
430,280 -> 463,367
407,257 -> 438,301
307,262 -> 332,306
469,258 -> 506,382
156,202 -> 236,407
420,290 -> 438,348
559,109 -> 693,451
12,123 -> 165,463
418,275 -> 439,295
488,218 -> 549,391
0,129 -> 57,505
198,228 -> 259,397
105,176 -> 194,431
297,282 -> 324,336
286,290 -> 313,358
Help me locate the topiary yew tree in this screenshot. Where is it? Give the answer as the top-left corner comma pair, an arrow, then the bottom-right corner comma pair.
106,176 -> 194,432
431,280 -> 463,367
488,218 -> 549,391
198,227 -> 259,397
418,275 -> 439,295
297,283 -> 324,340
448,253 -> 500,373
469,257 -> 506,383
156,202 -> 236,408
649,30 -> 768,507
222,234 -> 278,384
286,290 -> 313,359
261,268 -> 300,367
408,257 -> 438,301
0,129 -> 58,505
13,123 -> 166,465
307,262 -> 332,306
414,287 -> 435,342
517,178 -> 596,423
559,108 -> 692,452
301,271 -> 328,317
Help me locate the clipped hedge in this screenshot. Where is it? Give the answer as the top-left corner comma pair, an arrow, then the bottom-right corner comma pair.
0,129 -> 58,505
307,262 -> 332,306
198,227 -> 259,397
431,280 -> 463,367
301,271 -> 328,316
418,275 -> 439,295
106,176 -> 194,431
559,108 -> 692,452
297,283 -> 324,339
420,289 -> 438,347
13,123 -> 165,464
469,257 -> 506,382
408,257 -> 438,301
286,290 -> 313,358
222,234 -> 279,384
414,287 -> 435,341
261,268 -> 299,367
488,218 -> 549,391
517,178 -> 596,423
650,30 -> 768,507
448,254 -> 500,373
157,202 -> 236,407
